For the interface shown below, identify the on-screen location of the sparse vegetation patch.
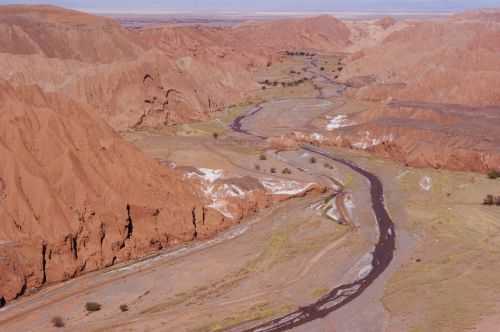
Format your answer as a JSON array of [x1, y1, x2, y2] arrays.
[[85, 302, 102, 312], [51, 316, 65, 328], [260, 78, 309, 88], [483, 194, 500, 206], [285, 50, 316, 57], [487, 170, 500, 180]]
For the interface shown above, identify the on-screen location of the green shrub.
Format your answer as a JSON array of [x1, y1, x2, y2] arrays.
[[52, 316, 65, 328], [85, 302, 102, 312], [483, 195, 500, 206], [484, 195, 494, 205], [487, 170, 500, 179]]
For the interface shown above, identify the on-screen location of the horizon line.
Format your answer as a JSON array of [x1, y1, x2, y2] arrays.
[[80, 9, 459, 15]]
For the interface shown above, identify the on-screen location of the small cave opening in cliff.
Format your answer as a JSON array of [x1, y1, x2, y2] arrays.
[[191, 208, 198, 240], [41, 242, 48, 284], [71, 235, 78, 260], [125, 204, 134, 240], [143, 74, 153, 84]]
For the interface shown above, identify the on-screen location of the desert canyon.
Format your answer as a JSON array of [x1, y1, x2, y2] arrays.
[[1, 4, 500, 332]]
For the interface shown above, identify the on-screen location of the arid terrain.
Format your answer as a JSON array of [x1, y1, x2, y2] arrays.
[[1, 4, 500, 332]]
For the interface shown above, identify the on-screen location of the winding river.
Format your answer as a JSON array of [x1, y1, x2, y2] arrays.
[[229, 82, 396, 332]]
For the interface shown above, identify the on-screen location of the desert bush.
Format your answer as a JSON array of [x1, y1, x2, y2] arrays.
[[310, 157, 317, 164], [488, 170, 500, 179], [212, 132, 219, 139], [484, 195, 495, 206], [259, 154, 267, 161], [255, 164, 261, 171], [52, 316, 65, 328], [120, 304, 129, 312], [495, 196, 500, 206], [320, 67, 325, 71], [324, 163, 334, 170], [270, 168, 277, 174], [85, 302, 102, 312], [261, 86, 267, 90], [282, 168, 292, 175]]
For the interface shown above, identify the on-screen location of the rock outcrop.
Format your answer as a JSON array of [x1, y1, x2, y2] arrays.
[[0, 80, 325, 303], [342, 17, 500, 106], [326, 15, 500, 173], [0, 5, 343, 303], [292, 101, 500, 173], [0, 6, 351, 131], [0, 81, 204, 301], [375, 17, 397, 30]]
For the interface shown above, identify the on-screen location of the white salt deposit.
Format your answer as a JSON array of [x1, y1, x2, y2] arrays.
[[311, 133, 325, 142], [208, 200, 234, 219], [327, 114, 353, 131], [185, 168, 246, 220], [352, 131, 394, 150], [420, 176, 432, 191], [261, 178, 315, 195]]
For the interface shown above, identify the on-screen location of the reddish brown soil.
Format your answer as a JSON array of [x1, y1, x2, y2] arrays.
[[342, 17, 500, 106], [375, 17, 397, 30], [0, 80, 205, 302], [2, 3, 500, 316], [0, 5, 337, 304], [0, 6, 350, 131], [317, 101, 500, 173]]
